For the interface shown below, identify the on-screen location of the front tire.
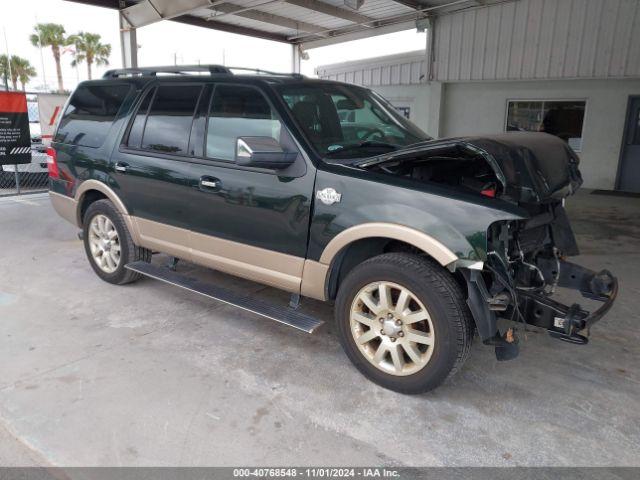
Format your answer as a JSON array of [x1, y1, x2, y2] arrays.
[[335, 252, 473, 394], [82, 199, 151, 285]]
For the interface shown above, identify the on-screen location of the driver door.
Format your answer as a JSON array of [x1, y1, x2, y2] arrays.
[[185, 83, 315, 292]]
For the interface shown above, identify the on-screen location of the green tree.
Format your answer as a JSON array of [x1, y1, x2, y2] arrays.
[[0, 54, 8, 90], [11, 57, 37, 91], [30, 23, 68, 93], [69, 32, 111, 80]]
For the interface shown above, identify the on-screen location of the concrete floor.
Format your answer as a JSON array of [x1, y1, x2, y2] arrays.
[[0, 191, 638, 467]]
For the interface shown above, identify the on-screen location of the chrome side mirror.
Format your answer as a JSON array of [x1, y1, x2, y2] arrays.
[[235, 137, 297, 169]]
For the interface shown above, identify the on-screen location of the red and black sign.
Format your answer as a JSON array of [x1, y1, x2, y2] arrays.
[[0, 92, 32, 166]]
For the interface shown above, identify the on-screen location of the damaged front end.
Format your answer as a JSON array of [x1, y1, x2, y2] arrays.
[[470, 206, 618, 360], [358, 132, 618, 360], [456, 134, 618, 360]]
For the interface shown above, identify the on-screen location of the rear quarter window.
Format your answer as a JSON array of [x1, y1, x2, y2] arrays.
[[55, 84, 131, 148]]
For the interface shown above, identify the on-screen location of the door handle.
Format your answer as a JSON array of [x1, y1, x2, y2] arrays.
[[199, 176, 221, 190], [114, 162, 129, 173]]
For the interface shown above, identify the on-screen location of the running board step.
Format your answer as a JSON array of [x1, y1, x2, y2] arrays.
[[125, 261, 324, 333]]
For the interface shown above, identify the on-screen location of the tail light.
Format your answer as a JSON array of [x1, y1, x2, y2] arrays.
[[46, 147, 59, 179]]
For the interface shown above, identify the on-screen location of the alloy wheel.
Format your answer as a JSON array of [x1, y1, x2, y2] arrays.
[[88, 214, 121, 274], [350, 281, 435, 376]]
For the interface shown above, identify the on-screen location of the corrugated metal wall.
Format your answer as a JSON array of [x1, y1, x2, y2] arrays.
[[435, 0, 640, 81], [315, 51, 427, 85]]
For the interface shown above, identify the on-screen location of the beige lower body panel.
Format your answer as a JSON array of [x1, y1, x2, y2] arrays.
[[300, 260, 329, 301], [49, 192, 79, 227], [191, 230, 303, 293], [133, 217, 191, 260], [134, 217, 306, 295]]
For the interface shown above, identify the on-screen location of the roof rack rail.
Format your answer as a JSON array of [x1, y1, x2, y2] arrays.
[[103, 65, 232, 78], [226, 66, 305, 80], [103, 64, 305, 80]]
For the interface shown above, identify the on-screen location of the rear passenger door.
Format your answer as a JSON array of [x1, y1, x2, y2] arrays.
[[185, 83, 315, 289], [113, 82, 206, 234]]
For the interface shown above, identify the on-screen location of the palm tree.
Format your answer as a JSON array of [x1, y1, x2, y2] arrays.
[[0, 54, 8, 90], [69, 32, 111, 80], [12, 57, 37, 91], [30, 23, 68, 93], [8, 56, 21, 91]]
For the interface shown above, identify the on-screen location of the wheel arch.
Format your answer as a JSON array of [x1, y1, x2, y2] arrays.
[[75, 180, 130, 226], [74, 180, 141, 244], [319, 223, 458, 267], [302, 223, 459, 301]]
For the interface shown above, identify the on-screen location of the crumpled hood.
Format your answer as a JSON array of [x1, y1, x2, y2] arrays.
[[357, 132, 583, 204], [459, 132, 583, 203]]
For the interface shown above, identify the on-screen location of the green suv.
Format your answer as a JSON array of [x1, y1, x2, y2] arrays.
[[48, 65, 617, 393]]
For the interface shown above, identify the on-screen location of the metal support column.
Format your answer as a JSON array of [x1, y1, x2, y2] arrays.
[[291, 44, 301, 74], [419, 16, 443, 138], [119, 9, 138, 69]]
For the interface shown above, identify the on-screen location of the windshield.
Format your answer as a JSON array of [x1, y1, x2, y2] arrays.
[[276, 83, 430, 160]]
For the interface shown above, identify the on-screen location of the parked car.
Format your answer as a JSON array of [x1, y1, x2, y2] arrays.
[[48, 65, 617, 393]]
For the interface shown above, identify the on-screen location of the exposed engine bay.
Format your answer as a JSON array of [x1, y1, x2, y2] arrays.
[[357, 133, 618, 360], [366, 144, 501, 198]]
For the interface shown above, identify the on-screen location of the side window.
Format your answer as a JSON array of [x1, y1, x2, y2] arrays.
[[206, 85, 281, 161], [126, 87, 154, 149], [55, 84, 130, 147], [141, 84, 202, 155]]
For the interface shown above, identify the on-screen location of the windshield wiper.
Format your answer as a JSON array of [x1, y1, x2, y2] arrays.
[[325, 141, 400, 156]]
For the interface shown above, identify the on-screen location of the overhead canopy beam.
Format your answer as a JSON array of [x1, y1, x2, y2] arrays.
[[295, 0, 473, 44], [211, 2, 330, 35], [121, 0, 376, 31], [121, 0, 213, 28], [65, 0, 290, 41], [171, 10, 291, 42], [282, 0, 375, 24], [388, 0, 422, 9], [300, 19, 416, 49]]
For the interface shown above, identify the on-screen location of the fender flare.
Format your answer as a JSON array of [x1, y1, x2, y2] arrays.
[[74, 180, 130, 226], [74, 180, 141, 243], [300, 223, 460, 301], [319, 222, 458, 267]]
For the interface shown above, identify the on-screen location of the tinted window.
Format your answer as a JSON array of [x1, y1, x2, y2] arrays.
[[141, 85, 202, 155], [127, 87, 154, 149], [55, 84, 130, 147], [206, 85, 281, 161]]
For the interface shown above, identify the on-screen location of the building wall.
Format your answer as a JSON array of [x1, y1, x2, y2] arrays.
[[315, 50, 427, 86], [440, 79, 640, 189], [435, 0, 640, 82], [374, 84, 436, 136]]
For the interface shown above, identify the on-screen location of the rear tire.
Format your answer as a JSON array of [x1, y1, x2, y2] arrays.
[[335, 252, 473, 394], [82, 199, 151, 285]]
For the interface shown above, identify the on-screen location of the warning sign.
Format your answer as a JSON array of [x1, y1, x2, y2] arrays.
[[0, 92, 32, 166]]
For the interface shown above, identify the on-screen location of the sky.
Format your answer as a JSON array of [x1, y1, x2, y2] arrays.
[[2, 0, 426, 91]]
